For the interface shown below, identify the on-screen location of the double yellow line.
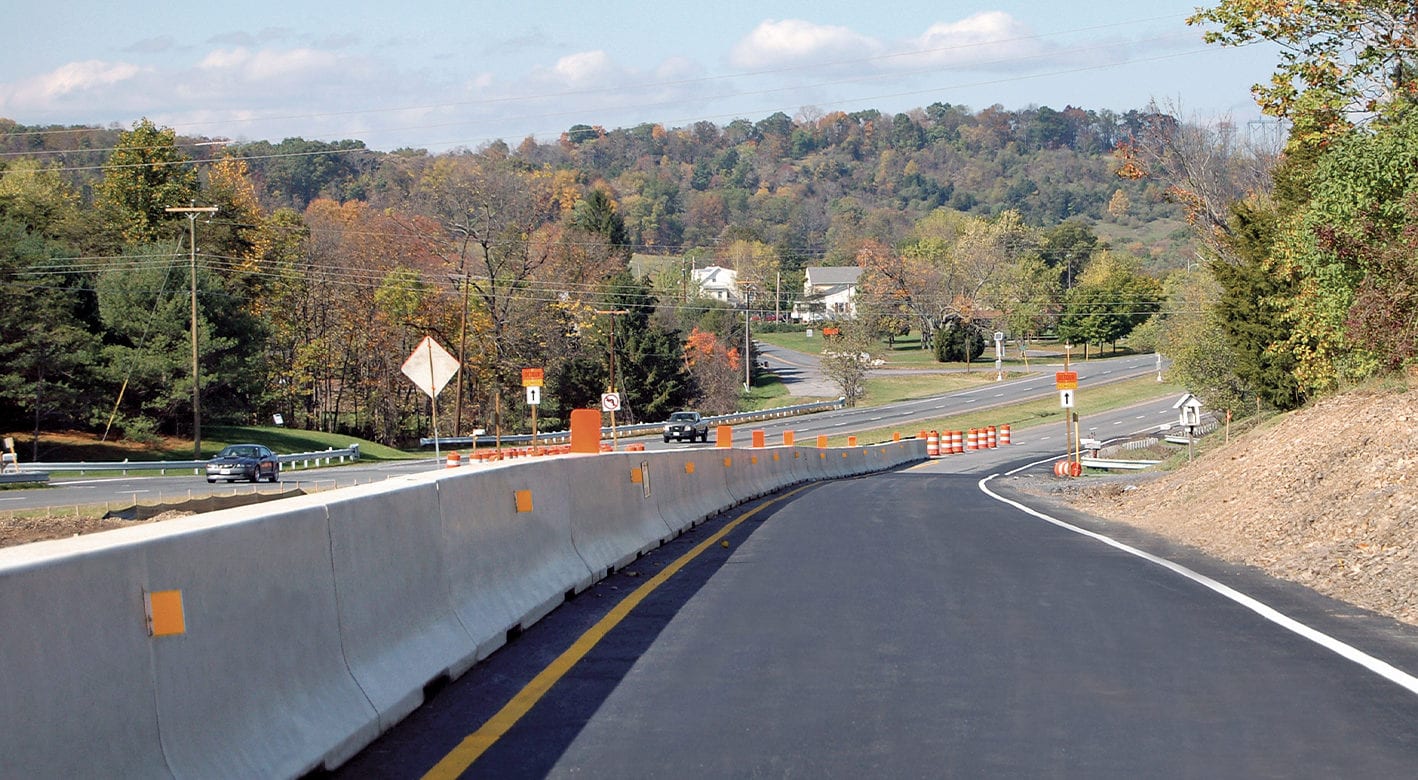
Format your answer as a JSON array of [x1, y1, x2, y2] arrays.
[[424, 483, 815, 778]]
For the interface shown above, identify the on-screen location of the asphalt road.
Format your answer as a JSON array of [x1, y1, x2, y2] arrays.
[[333, 401, 1418, 778]]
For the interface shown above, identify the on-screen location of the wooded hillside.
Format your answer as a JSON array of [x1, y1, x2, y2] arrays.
[[0, 103, 1210, 450]]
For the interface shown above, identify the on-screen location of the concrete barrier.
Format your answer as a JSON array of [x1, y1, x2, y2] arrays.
[[787, 445, 821, 482], [739, 449, 778, 497], [438, 459, 594, 661], [0, 534, 169, 779], [323, 477, 476, 731], [653, 450, 734, 533], [0, 440, 929, 778], [142, 500, 379, 778], [720, 450, 761, 503], [566, 452, 675, 577]]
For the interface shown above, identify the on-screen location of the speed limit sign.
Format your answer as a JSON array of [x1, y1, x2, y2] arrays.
[[601, 392, 622, 412]]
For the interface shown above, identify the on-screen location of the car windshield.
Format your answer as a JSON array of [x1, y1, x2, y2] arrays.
[[219, 446, 258, 458], [669, 413, 697, 422]]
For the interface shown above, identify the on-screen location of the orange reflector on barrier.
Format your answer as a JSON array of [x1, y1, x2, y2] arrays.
[[145, 590, 186, 637]]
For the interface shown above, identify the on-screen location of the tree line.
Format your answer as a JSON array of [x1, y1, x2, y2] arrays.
[[1135, 0, 1418, 415], [2, 98, 1201, 451]]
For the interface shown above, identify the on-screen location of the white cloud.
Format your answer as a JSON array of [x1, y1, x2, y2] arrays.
[[551, 50, 618, 87], [0, 60, 145, 111], [730, 19, 881, 70], [904, 11, 1047, 69], [197, 47, 343, 82], [36, 60, 142, 98]]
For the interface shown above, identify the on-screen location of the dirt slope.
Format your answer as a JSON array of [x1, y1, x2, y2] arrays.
[[1058, 386, 1418, 626]]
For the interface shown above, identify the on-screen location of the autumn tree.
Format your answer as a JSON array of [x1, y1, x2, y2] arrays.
[[818, 321, 878, 406], [94, 119, 199, 246], [411, 154, 567, 433], [1189, 0, 1418, 135], [1056, 252, 1164, 358], [683, 326, 742, 414], [721, 238, 781, 312]]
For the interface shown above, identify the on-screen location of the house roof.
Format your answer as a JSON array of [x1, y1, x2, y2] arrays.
[[692, 265, 737, 287], [805, 266, 862, 287]]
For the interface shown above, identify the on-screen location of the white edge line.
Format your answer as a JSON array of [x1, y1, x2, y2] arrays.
[[979, 460, 1418, 697]]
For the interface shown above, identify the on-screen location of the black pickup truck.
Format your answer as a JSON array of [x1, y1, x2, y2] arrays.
[[663, 411, 710, 443]]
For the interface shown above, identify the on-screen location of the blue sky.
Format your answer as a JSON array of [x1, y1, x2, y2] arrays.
[[1, 1, 1282, 151]]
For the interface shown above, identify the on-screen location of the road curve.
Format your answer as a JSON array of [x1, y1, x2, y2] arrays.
[[335, 412, 1418, 778]]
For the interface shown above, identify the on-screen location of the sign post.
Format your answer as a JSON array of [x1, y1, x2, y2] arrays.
[[601, 392, 622, 449], [522, 368, 544, 445], [993, 331, 1005, 381], [1057, 344, 1078, 464], [401, 336, 460, 463]]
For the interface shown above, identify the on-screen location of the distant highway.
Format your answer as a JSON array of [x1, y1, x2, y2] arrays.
[[2, 354, 1160, 514]]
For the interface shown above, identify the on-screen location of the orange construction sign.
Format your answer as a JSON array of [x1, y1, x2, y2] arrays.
[[521, 367, 544, 387], [1055, 371, 1078, 390]]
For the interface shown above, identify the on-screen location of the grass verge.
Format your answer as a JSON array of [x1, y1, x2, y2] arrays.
[[824, 376, 1187, 446]]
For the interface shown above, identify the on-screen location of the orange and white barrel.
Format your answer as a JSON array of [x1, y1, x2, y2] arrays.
[[966, 429, 978, 451], [927, 430, 940, 457], [950, 430, 963, 454], [1000, 424, 1012, 445], [445, 451, 461, 468], [986, 425, 998, 448]]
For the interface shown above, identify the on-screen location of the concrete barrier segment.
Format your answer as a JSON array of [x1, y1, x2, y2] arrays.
[[323, 477, 477, 730], [438, 459, 593, 662], [139, 499, 380, 778], [653, 450, 734, 533], [0, 535, 171, 779], [565, 452, 675, 577]]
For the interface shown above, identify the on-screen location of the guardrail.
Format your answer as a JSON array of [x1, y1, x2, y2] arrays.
[[420, 398, 848, 448], [17, 445, 362, 476], [1079, 456, 1161, 471]]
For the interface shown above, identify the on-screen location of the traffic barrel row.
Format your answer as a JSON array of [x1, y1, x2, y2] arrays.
[[923, 424, 1013, 457]]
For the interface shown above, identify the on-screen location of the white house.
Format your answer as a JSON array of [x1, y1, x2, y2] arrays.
[[691, 265, 740, 305], [793, 266, 863, 321]]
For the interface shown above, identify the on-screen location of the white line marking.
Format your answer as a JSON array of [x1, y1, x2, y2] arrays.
[[978, 466, 1418, 697]]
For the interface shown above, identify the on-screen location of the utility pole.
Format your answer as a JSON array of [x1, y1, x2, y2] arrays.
[[596, 309, 628, 448], [166, 205, 218, 459], [743, 292, 752, 391]]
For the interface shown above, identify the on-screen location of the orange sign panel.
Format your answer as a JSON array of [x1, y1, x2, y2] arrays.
[[521, 367, 544, 387], [1055, 371, 1078, 390]]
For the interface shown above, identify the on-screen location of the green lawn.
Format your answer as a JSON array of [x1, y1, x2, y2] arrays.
[[205, 426, 420, 460], [823, 376, 1186, 446], [861, 372, 1020, 404]]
